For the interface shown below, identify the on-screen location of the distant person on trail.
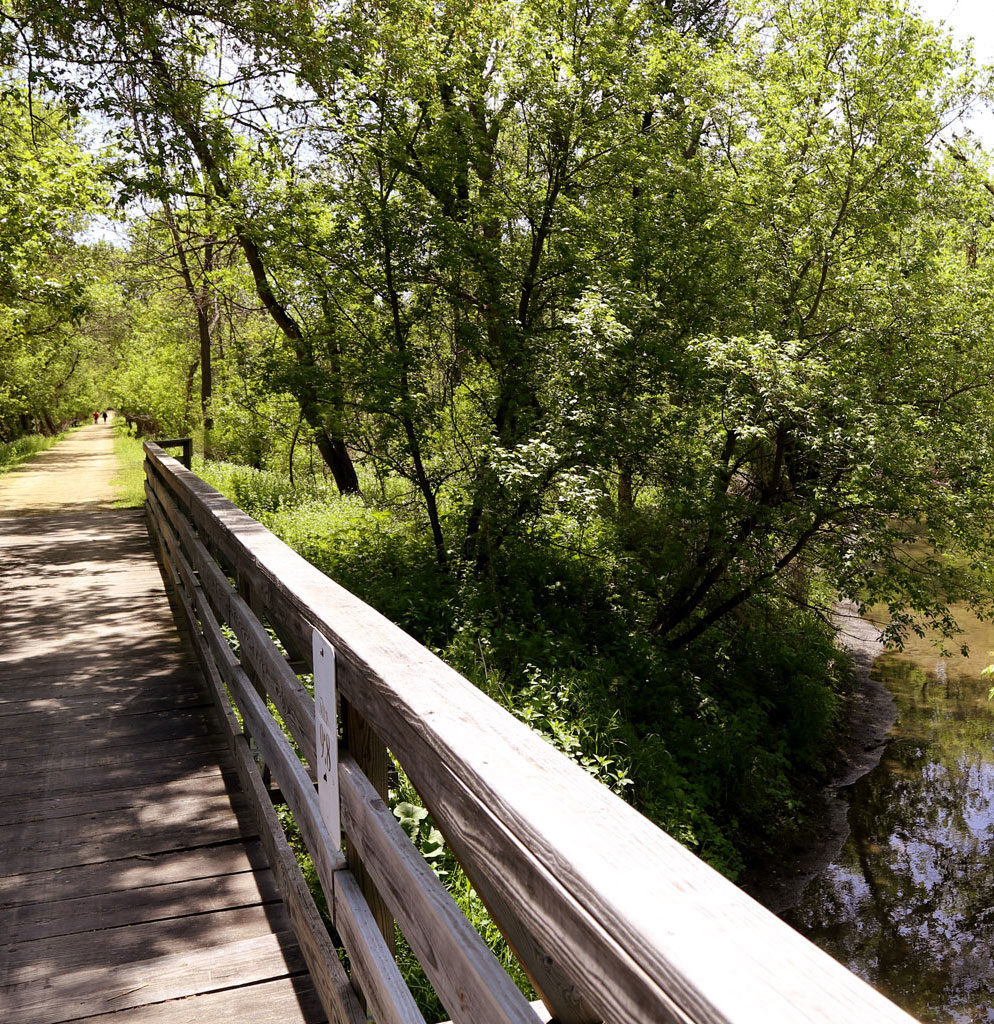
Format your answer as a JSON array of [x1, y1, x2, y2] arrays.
[[92, 412, 99, 425], [101, 410, 107, 422]]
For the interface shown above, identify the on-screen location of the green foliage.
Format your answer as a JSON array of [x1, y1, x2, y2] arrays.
[[0, 432, 62, 475], [15, 0, 994, 646], [110, 424, 147, 507], [388, 763, 536, 1017], [0, 85, 108, 438], [274, 802, 329, 921], [205, 460, 849, 877], [12, 0, 994, 987], [195, 460, 332, 516]]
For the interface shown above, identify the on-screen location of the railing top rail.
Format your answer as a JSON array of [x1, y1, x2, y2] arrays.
[[151, 436, 193, 470], [143, 441, 918, 1024]]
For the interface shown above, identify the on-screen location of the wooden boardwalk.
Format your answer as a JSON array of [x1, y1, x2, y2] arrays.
[[0, 425, 325, 1024], [0, 428, 925, 1024]]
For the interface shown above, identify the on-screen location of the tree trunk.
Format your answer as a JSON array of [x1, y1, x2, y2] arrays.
[[160, 200, 214, 445], [148, 76, 359, 492], [618, 462, 634, 510], [198, 234, 215, 451], [379, 215, 448, 566]]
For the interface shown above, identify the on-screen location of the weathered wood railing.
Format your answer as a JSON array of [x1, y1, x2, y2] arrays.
[[153, 436, 193, 469], [143, 441, 918, 1024]]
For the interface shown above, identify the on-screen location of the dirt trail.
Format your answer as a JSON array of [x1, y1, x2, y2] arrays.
[[0, 421, 324, 1023], [0, 419, 118, 515]]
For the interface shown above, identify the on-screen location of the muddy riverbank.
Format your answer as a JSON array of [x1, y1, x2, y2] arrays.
[[743, 600, 896, 913]]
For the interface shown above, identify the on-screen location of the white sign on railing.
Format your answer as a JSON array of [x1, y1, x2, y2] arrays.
[[313, 628, 340, 849]]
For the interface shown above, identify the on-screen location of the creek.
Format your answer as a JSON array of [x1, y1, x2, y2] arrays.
[[784, 606, 994, 1023]]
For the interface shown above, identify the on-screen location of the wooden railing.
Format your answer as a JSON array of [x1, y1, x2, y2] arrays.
[[153, 437, 193, 469], [143, 441, 919, 1024]]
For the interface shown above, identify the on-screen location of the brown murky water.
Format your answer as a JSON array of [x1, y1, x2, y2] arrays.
[[785, 607, 994, 1022]]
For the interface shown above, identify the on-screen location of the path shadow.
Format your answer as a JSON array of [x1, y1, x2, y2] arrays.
[[0, 498, 322, 1022]]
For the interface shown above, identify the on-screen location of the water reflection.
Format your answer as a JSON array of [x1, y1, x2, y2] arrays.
[[785, 612, 994, 1022]]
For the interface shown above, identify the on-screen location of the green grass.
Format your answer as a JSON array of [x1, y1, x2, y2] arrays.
[[111, 425, 148, 507], [0, 432, 66, 476]]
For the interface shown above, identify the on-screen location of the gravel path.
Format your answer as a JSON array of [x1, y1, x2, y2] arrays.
[[0, 419, 117, 515]]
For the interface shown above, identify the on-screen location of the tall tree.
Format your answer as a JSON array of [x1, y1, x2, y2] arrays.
[[0, 82, 105, 436]]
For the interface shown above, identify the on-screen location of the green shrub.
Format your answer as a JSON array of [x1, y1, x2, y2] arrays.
[[0, 433, 62, 474], [201, 458, 850, 882], [197, 460, 335, 516]]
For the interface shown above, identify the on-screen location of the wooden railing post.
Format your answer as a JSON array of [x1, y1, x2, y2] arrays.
[[342, 688, 395, 956], [236, 571, 273, 787], [143, 453, 172, 575], [155, 436, 193, 469]]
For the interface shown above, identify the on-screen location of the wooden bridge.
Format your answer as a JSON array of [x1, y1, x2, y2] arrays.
[[0, 427, 920, 1023]]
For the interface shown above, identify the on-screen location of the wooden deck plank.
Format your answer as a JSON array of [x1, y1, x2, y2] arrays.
[[0, 427, 321, 1024], [0, 785, 252, 843], [0, 706, 220, 755], [0, 841, 270, 908], [0, 663, 202, 693], [1, 754, 231, 801], [1, 867, 280, 944], [0, 733, 230, 780], [0, 902, 294, 979], [0, 617, 192, 668], [1, 930, 310, 1024], [0, 687, 208, 718], [0, 768, 241, 826], [0, 796, 258, 875], [70, 975, 328, 1024]]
